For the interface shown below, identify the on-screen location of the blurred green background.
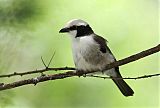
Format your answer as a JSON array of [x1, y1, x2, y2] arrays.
[[0, 0, 159, 108]]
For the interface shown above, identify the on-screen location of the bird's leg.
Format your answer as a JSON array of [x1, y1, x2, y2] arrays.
[[76, 69, 86, 77], [101, 70, 104, 74], [76, 69, 82, 77], [99, 68, 104, 74], [83, 73, 87, 77]]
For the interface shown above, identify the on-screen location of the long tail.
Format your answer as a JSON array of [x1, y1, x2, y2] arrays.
[[112, 68, 134, 96]]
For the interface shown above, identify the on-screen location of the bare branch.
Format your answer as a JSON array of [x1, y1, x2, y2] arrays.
[[86, 73, 160, 80], [101, 44, 160, 73], [0, 44, 159, 91], [0, 72, 160, 91], [0, 67, 75, 78]]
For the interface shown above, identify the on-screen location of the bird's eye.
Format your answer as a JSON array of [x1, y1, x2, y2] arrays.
[[69, 26, 77, 30]]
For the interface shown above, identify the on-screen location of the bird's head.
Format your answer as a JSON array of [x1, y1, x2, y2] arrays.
[[59, 19, 94, 38]]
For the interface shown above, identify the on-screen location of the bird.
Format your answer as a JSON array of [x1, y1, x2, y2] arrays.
[[59, 19, 134, 96]]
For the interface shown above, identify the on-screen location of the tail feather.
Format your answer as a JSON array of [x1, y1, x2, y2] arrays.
[[110, 67, 134, 96], [112, 76, 134, 96]]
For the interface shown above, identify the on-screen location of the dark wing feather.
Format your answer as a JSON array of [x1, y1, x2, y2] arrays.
[[93, 35, 121, 74], [94, 35, 134, 96], [93, 34, 112, 54]]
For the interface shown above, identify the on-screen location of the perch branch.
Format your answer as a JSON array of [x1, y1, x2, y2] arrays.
[[0, 67, 75, 78], [0, 44, 159, 91], [87, 73, 160, 79]]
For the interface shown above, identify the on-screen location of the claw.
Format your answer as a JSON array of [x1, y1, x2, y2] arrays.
[[32, 78, 39, 86], [83, 74, 87, 77]]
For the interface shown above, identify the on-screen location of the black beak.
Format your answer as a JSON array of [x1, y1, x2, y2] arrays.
[[59, 27, 69, 33]]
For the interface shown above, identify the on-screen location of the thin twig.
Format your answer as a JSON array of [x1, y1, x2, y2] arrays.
[[86, 73, 160, 80], [0, 67, 75, 78], [47, 51, 56, 67], [41, 56, 47, 68]]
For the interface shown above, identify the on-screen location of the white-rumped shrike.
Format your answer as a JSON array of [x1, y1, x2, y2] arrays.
[[59, 19, 134, 96]]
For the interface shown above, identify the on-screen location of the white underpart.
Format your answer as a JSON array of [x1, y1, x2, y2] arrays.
[[68, 30, 77, 38], [71, 35, 117, 77]]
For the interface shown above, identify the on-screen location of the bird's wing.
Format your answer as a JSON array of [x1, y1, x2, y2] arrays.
[[93, 34, 121, 74], [93, 34, 112, 54]]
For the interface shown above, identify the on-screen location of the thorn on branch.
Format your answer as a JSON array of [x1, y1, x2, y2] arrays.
[[65, 66, 69, 69], [47, 51, 56, 67], [41, 72, 46, 76], [41, 56, 47, 68]]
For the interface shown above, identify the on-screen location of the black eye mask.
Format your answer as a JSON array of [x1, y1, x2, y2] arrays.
[[75, 25, 94, 37], [69, 25, 77, 30]]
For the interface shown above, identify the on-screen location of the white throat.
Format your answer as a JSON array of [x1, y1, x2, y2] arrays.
[[68, 30, 77, 39]]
